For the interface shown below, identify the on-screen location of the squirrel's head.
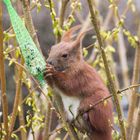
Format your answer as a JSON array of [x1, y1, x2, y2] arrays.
[[46, 25, 85, 72]]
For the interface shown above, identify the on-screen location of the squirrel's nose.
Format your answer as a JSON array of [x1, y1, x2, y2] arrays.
[[46, 59, 53, 65]]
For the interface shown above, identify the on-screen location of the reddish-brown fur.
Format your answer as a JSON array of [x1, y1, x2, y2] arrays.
[[44, 26, 113, 140]]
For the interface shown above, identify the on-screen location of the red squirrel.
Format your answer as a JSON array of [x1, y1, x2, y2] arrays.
[[44, 26, 113, 140]]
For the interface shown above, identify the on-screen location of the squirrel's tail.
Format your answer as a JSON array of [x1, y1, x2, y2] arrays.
[[89, 131, 112, 140]]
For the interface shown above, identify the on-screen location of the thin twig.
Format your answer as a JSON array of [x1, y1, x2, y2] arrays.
[[12, 124, 28, 134], [54, 94, 79, 140], [131, 102, 140, 140], [0, 3, 9, 140], [18, 94, 27, 140], [127, 30, 140, 140], [49, 124, 63, 140], [87, 0, 126, 140], [4, 3, 37, 34], [115, 24, 130, 87], [88, 4, 114, 63], [76, 83, 140, 118], [22, 0, 42, 52], [6, 56, 50, 102], [8, 58, 24, 138], [49, 125, 63, 137], [113, 0, 130, 88], [0, 121, 3, 139], [59, 0, 69, 28], [31, 115, 35, 140], [57, 0, 70, 42], [43, 102, 52, 140], [48, 0, 58, 42], [63, 132, 69, 140]]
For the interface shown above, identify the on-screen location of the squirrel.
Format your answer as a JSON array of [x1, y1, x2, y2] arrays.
[[44, 26, 113, 140]]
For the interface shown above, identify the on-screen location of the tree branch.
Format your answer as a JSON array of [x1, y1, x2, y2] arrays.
[[77, 83, 140, 118], [57, 0, 70, 42], [0, 2, 9, 140], [131, 102, 140, 140], [21, 0, 41, 52], [43, 102, 52, 140], [127, 28, 140, 140], [87, 0, 126, 140], [18, 94, 27, 140], [54, 94, 79, 140], [8, 58, 24, 138]]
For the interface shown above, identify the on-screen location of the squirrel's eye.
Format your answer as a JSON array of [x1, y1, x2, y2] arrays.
[[62, 54, 68, 58]]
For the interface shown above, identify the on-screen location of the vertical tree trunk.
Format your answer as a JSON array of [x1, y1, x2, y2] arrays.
[[0, 2, 9, 140]]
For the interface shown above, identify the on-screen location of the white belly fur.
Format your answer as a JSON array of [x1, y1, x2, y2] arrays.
[[54, 87, 81, 121]]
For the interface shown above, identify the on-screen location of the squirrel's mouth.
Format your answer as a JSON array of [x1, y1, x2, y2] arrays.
[[55, 66, 68, 72]]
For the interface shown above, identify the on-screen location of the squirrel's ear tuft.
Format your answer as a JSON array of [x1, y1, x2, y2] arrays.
[[61, 25, 81, 42], [72, 31, 86, 48]]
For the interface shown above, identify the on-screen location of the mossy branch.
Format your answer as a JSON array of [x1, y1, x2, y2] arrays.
[[87, 0, 126, 140], [0, 2, 9, 140]]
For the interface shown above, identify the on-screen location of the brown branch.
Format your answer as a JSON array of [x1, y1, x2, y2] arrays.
[[8, 58, 24, 138], [127, 20, 140, 139], [59, 0, 69, 28], [102, 9, 114, 30], [6, 56, 50, 102], [76, 84, 140, 118], [57, 0, 70, 42], [21, 0, 42, 52], [117, 28, 130, 87], [88, 6, 114, 63], [18, 94, 27, 140], [54, 94, 79, 140], [112, 0, 130, 88], [43, 102, 52, 140], [0, 2, 9, 140], [49, 124, 63, 140], [127, 42, 140, 140], [12, 124, 28, 134], [31, 115, 35, 140], [48, 0, 58, 42], [131, 102, 140, 140], [87, 0, 126, 140], [63, 132, 69, 140], [114, 10, 130, 87], [49, 125, 63, 137]]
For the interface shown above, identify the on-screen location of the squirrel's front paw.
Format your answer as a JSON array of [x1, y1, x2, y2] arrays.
[[43, 63, 56, 78]]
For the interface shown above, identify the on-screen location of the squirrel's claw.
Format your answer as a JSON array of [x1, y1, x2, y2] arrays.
[[43, 63, 56, 78], [44, 73, 53, 78]]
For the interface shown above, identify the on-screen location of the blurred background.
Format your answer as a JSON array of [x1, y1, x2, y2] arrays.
[[1, 0, 140, 139]]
